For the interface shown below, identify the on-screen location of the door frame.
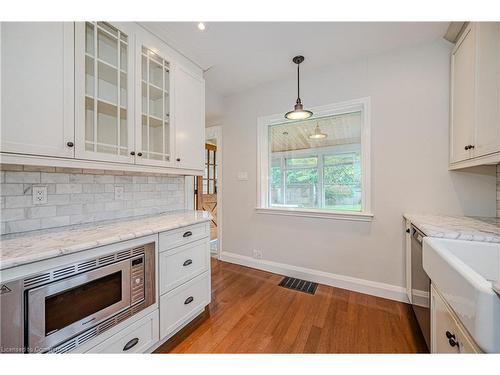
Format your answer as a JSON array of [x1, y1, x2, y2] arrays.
[[185, 125, 223, 258], [205, 126, 223, 259]]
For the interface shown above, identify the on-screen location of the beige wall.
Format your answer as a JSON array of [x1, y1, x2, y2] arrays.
[[217, 39, 497, 293]]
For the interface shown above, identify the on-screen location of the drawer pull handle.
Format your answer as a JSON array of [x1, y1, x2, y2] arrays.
[[184, 296, 194, 305], [183, 259, 193, 267], [123, 337, 139, 351], [183, 231, 193, 238]]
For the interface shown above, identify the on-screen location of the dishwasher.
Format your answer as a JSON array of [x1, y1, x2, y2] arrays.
[[410, 225, 430, 350]]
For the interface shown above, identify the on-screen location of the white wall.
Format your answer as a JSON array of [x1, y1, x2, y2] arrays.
[[205, 85, 225, 127], [218, 39, 497, 296]]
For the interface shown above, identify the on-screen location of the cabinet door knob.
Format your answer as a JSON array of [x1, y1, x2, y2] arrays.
[[137, 152, 143, 157], [406, 228, 410, 234], [469, 145, 475, 149], [183, 231, 193, 238], [445, 331, 455, 340], [184, 296, 194, 305], [66, 141, 74, 147], [176, 158, 181, 162], [130, 151, 135, 156], [183, 259, 193, 267]]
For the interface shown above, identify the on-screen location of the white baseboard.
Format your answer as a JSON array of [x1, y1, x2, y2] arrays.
[[220, 251, 409, 303]]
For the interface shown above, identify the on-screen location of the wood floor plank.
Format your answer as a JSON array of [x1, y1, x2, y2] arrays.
[[154, 258, 428, 354]]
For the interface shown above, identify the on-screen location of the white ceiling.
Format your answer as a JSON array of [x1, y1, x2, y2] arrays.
[[141, 22, 448, 97]]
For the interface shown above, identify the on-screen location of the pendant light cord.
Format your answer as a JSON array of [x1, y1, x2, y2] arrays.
[[296, 63, 301, 105]]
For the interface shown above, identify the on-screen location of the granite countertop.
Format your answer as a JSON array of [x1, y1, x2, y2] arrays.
[[0, 210, 212, 271], [404, 214, 500, 243]]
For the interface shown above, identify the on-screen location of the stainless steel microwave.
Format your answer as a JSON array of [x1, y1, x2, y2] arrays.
[[1, 242, 155, 353]]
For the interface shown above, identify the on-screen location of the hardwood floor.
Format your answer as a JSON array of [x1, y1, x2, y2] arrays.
[[155, 258, 428, 354]]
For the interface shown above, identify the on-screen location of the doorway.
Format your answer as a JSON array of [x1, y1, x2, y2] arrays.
[[194, 126, 222, 258]]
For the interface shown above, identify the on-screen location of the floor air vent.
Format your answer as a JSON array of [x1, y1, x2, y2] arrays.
[[279, 277, 318, 295]]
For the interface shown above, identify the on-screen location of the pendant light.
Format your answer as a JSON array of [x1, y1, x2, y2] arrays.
[[285, 56, 313, 120], [308, 124, 327, 140]]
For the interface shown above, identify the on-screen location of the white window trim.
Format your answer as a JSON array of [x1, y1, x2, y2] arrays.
[[256, 97, 372, 221]]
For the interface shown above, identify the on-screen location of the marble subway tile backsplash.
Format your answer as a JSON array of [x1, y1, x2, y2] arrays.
[[0, 165, 185, 235]]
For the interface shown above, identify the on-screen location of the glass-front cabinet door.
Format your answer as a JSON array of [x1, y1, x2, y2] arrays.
[[135, 35, 174, 166], [74, 22, 135, 163]]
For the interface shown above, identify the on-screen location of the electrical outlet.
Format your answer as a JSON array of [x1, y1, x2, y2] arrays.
[[253, 249, 263, 259], [114, 186, 124, 200], [32, 186, 48, 205]]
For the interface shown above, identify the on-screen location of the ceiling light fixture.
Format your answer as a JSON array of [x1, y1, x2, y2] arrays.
[[197, 22, 206, 31], [285, 55, 313, 120], [308, 124, 327, 140]]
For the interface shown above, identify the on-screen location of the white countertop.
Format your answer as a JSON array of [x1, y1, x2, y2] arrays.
[[404, 214, 500, 243], [0, 210, 212, 271]]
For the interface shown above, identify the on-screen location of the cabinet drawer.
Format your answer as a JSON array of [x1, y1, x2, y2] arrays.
[[87, 310, 159, 353], [160, 271, 210, 339], [159, 223, 209, 252], [431, 286, 480, 353], [160, 239, 210, 294]]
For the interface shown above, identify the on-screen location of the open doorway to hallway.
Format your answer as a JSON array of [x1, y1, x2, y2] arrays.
[[194, 126, 222, 258]]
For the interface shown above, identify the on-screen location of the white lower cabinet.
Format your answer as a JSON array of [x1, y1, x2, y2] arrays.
[[159, 222, 209, 251], [159, 239, 210, 294], [80, 224, 210, 353], [160, 271, 210, 340], [431, 285, 481, 353], [87, 310, 159, 353]]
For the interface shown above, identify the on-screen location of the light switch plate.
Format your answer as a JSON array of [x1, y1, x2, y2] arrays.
[[237, 171, 248, 181], [32, 186, 48, 205]]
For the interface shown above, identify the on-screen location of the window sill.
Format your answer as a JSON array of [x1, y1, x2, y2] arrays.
[[255, 207, 374, 222]]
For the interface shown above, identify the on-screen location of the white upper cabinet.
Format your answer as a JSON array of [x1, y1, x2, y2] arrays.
[[450, 25, 475, 163], [1, 22, 75, 158], [1, 22, 205, 174], [474, 23, 500, 158], [450, 22, 500, 168], [174, 66, 205, 171], [74, 22, 135, 164], [135, 30, 174, 167]]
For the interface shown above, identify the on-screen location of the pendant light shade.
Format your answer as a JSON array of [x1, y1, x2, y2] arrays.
[[308, 124, 327, 140], [285, 56, 313, 120]]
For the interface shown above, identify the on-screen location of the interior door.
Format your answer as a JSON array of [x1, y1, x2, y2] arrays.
[[195, 143, 217, 240]]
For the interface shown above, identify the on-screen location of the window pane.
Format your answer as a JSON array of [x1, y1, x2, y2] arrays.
[[285, 156, 317, 168], [285, 169, 318, 208], [267, 109, 363, 212], [324, 152, 361, 211]]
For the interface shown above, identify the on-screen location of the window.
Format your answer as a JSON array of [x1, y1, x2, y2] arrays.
[[257, 98, 371, 220]]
